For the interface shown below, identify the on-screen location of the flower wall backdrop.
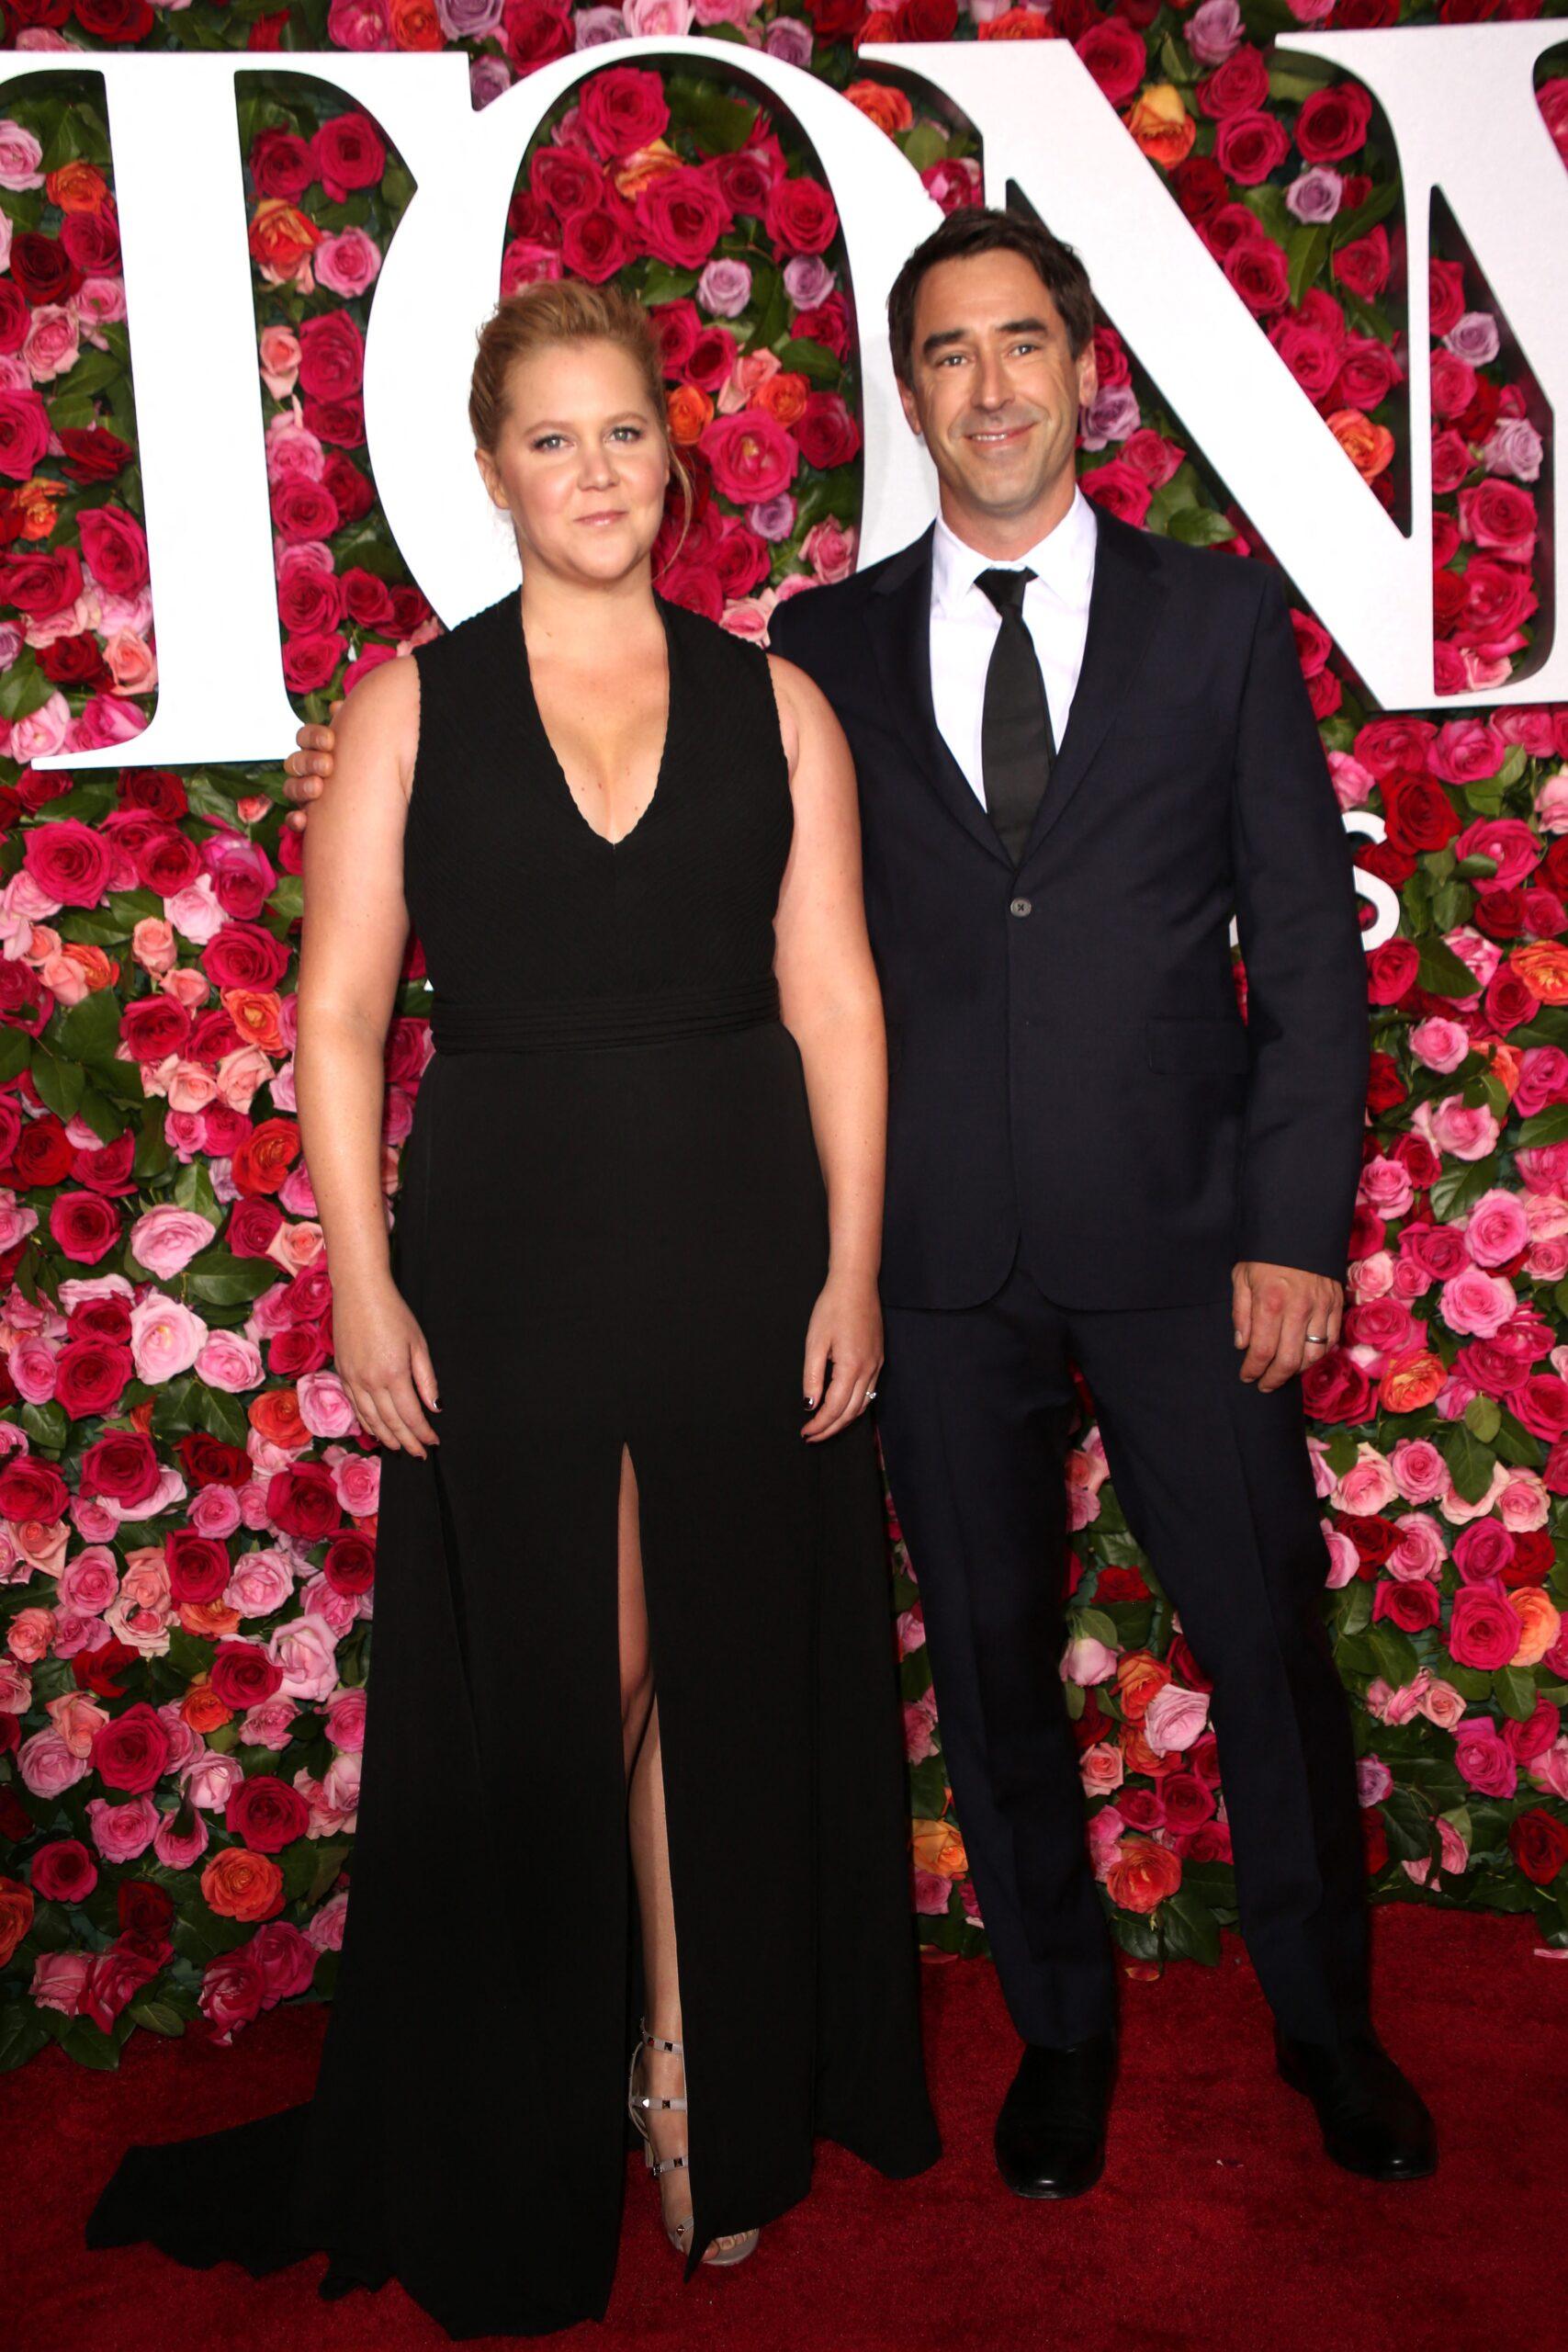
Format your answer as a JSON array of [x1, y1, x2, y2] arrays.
[[2, 3, 1567, 2070]]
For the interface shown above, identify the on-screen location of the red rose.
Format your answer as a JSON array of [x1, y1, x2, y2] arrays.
[[271, 478, 341, 543], [48, 1191, 121, 1266], [1372, 1580, 1440, 1634], [9, 231, 82, 306], [311, 112, 387, 204], [1076, 20, 1147, 107], [61, 209, 119, 277], [321, 451, 376, 526], [53, 1338, 133, 1420], [198, 1948, 268, 2035], [79, 1430, 161, 1508], [165, 1530, 232, 1607], [0, 545, 82, 613], [1449, 1585, 1521, 1671], [225, 1773, 311, 1854], [322, 1532, 377, 1596], [1081, 458, 1153, 527], [283, 631, 347, 695], [118, 1879, 175, 1939], [1504, 1528, 1554, 1589], [79, 507, 150, 598], [1160, 1772, 1216, 1834], [22, 819, 112, 908], [298, 311, 365, 401], [577, 65, 669, 161], [637, 166, 735, 271], [499, 0, 573, 69], [31, 1838, 98, 1902], [1197, 43, 1270, 120], [1175, 155, 1229, 221], [1213, 113, 1292, 186], [559, 207, 634, 286], [11, 1114, 72, 1187], [1428, 257, 1466, 337], [73, 0, 153, 37], [250, 129, 315, 199], [1382, 775, 1461, 856], [179, 1431, 252, 1490], [699, 409, 800, 503], [1501, 1696, 1561, 1762], [83, 1933, 166, 2034], [202, 923, 288, 992], [1333, 228, 1391, 300], [1507, 1809, 1568, 1886], [1301, 1350, 1375, 1423], [795, 391, 860, 471], [0, 1455, 68, 1522], [1295, 82, 1373, 164], [57, 425, 133, 483], [91, 1702, 173, 1795], [302, 396, 366, 449], [266, 1461, 344, 1543], [209, 1640, 285, 1711], [529, 143, 605, 219], [277, 562, 344, 638], [1364, 937, 1418, 1006], [1224, 239, 1291, 318]]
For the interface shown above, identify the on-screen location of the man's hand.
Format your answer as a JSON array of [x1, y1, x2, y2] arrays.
[[281, 697, 342, 828], [1232, 1260, 1343, 1392]]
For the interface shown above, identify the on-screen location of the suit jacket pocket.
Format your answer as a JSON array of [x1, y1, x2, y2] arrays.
[[1145, 1014, 1251, 1076]]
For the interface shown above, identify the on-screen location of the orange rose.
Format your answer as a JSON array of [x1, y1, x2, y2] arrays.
[[1122, 86, 1197, 169], [753, 371, 810, 429], [231, 1115, 300, 1196], [1485, 1042, 1522, 1098], [179, 1600, 243, 1643], [1326, 409, 1395, 481], [46, 162, 108, 213], [181, 1677, 235, 1734], [390, 0, 443, 43], [910, 1815, 968, 1880], [1509, 942, 1568, 1005], [1379, 1349, 1447, 1413], [979, 7, 1057, 33], [1105, 1835, 1182, 1915], [845, 82, 914, 135], [1510, 1588, 1562, 1668], [248, 198, 322, 285], [220, 989, 287, 1055], [611, 140, 682, 200], [58, 945, 119, 996], [0, 1876, 35, 1970], [250, 1385, 308, 1450], [201, 1847, 285, 1923], [665, 384, 713, 447], [14, 477, 67, 540], [1115, 1649, 1171, 1723]]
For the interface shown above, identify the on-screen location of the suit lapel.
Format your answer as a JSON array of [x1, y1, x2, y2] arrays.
[[1018, 507, 1167, 867], [865, 526, 1014, 870]]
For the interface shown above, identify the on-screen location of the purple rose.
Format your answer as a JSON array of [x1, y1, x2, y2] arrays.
[[1286, 167, 1343, 225]]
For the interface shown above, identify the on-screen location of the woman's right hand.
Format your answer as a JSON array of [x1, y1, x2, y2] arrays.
[[333, 1275, 442, 1457]]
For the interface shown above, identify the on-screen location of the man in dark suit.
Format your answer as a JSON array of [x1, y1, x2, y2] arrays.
[[284, 205, 1434, 2197], [763, 206, 1433, 2196]]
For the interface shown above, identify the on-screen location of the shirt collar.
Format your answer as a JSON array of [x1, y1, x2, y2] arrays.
[[931, 485, 1098, 619]]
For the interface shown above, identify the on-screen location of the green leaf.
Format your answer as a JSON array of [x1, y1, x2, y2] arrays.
[[1330, 176, 1401, 249], [184, 1250, 283, 1308], [1285, 223, 1329, 311], [1464, 1395, 1502, 1443], [30, 1049, 85, 1122], [0, 1025, 30, 1085], [775, 336, 841, 388], [1442, 1420, 1495, 1505], [1368, 1626, 1420, 1688], [1428, 1153, 1499, 1222], [52, 986, 122, 1068], [1107, 1906, 1159, 1961], [1379, 1784, 1433, 1863], [1157, 1883, 1222, 1965], [1415, 934, 1481, 999], [1071, 1607, 1121, 1651], [0, 2002, 51, 2074], [20, 1399, 69, 1451], [1167, 506, 1237, 548], [0, 650, 60, 722], [1494, 1666, 1539, 1723], [125, 1995, 186, 2038], [1516, 1103, 1568, 1149], [194, 1379, 249, 1451]]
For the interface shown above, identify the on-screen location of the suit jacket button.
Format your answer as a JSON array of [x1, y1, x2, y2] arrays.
[[1010, 896, 1032, 918]]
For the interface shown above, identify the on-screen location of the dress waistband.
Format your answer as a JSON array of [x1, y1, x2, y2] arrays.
[[429, 978, 782, 1055]]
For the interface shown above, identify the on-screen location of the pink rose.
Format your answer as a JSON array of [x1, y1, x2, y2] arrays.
[[30, 1950, 90, 2017], [128, 1205, 216, 1281], [1440, 1267, 1517, 1339], [129, 1293, 207, 1384], [1143, 1683, 1211, 1756], [17, 1728, 89, 1800], [1408, 1018, 1470, 1074], [1061, 1635, 1119, 1685], [84, 1792, 162, 1861], [1420, 1096, 1500, 1161], [1079, 1741, 1125, 1795], [1385, 1512, 1446, 1582], [266, 1612, 341, 1703], [1454, 1717, 1518, 1798], [1416, 1678, 1467, 1731], [1464, 1190, 1530, 1268], [1389, 1439, 1449, 1505]]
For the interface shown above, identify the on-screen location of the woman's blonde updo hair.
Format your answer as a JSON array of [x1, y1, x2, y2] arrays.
[[468, 278, 695, 570]]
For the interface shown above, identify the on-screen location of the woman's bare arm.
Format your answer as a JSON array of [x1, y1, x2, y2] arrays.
[[769, 650, 886, 1442], [294, 655, 438, 1456]]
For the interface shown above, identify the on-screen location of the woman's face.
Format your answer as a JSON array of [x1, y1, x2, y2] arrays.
[[475, 335, 671, 586]]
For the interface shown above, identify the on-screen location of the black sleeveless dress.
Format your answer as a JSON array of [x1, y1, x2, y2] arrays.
[[83, 584, 940, 2339]]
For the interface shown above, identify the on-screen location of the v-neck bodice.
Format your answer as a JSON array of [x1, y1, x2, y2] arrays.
[[403, 587, 795, 1054], [513, 586, 675, 852]]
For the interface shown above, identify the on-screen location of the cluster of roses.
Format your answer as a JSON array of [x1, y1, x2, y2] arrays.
[[0, 110, 149, 769]]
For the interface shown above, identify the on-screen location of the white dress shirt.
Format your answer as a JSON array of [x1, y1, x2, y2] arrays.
[[929, 486, 1099, 808]]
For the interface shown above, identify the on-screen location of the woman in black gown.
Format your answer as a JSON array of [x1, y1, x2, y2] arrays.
[[84, 284, 938, 2335]]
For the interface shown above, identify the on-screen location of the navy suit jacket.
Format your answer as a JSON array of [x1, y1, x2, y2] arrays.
[[766, 509, 1370, 1312]]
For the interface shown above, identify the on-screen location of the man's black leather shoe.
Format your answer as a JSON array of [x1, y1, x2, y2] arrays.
[[993, 2031, 1116, 2199], [1276, 2027, 1437, 2181]]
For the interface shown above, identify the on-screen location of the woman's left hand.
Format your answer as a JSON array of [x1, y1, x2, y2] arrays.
[[801, 1272, 883, 1442]]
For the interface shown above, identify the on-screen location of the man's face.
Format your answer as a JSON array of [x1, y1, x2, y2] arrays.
[[897, 248, 1097, 530]]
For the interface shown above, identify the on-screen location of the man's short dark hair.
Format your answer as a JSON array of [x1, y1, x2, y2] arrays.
[[886, 206, 1097, 386]]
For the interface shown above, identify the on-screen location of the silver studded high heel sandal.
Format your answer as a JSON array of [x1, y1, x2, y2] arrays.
[[626, 2019, 760, 2268]]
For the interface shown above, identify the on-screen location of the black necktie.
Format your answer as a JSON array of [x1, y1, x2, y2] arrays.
[[976, 567, 1055, 866]]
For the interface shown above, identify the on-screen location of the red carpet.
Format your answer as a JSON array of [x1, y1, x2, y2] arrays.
[[8, 1907, 1564, 2352]]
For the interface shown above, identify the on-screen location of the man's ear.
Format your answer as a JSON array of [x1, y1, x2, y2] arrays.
[[896, 375, 924, 441]]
